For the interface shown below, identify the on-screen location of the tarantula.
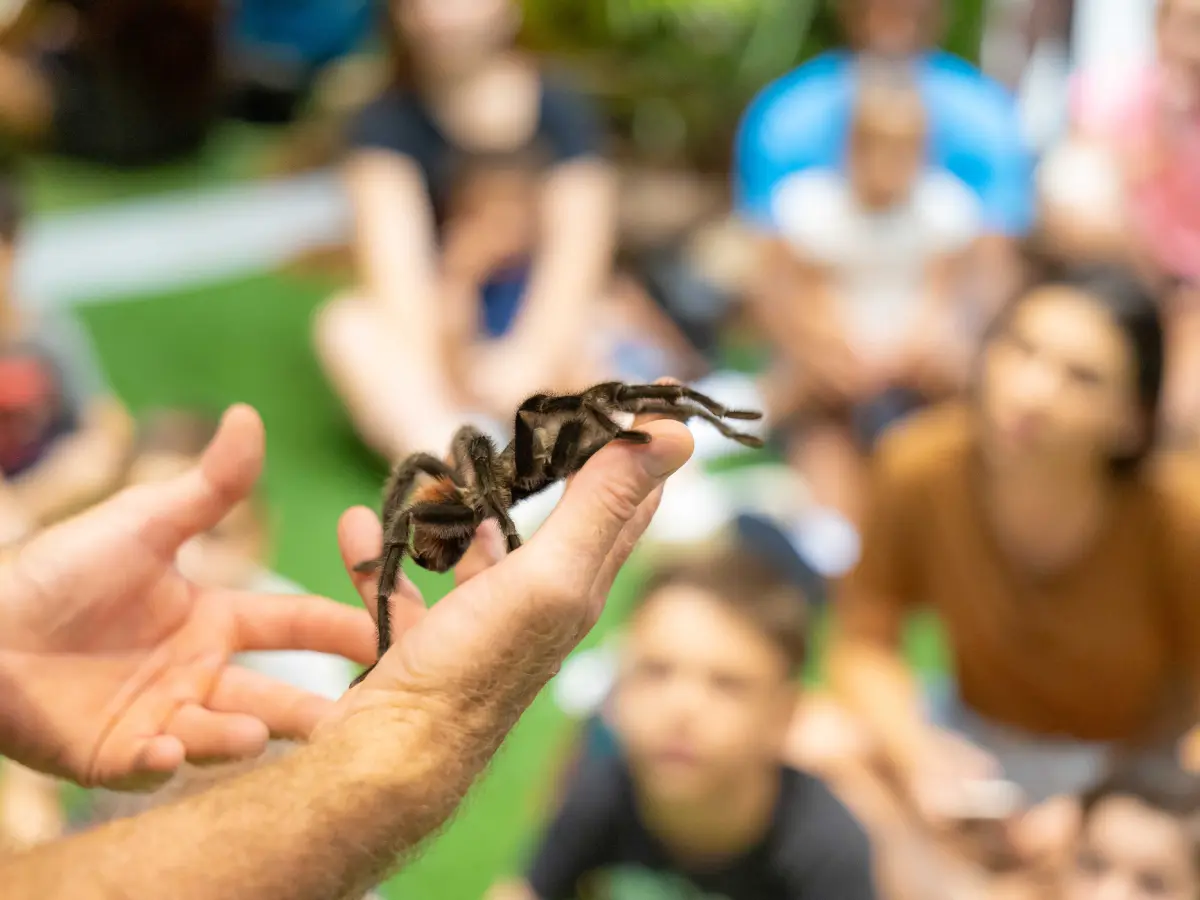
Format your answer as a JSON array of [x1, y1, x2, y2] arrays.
[[349, 380, 764, 687]]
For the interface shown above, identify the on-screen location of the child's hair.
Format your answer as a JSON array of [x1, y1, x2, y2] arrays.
[[635, 546, 808, 676], [1080, 758, 1200, 869], [134, 409, 221, 459]]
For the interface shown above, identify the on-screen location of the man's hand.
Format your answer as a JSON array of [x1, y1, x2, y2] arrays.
[[318, 414, 694, 754], [0, 405, 377, 790]]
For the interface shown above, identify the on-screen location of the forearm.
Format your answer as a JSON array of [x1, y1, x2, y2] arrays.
[[347, 154, 454, 388], [1, 592, 578, 898], [505, 163, 617, 370], [827, 639, 930, 776], [2, 698, 530, 900]]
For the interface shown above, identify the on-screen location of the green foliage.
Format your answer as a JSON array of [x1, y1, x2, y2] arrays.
[[520, 0, 987, 172]]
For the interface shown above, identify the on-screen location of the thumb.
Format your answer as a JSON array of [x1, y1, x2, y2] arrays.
[[137, 404, 265, 557], [533, 419, 692, 577]]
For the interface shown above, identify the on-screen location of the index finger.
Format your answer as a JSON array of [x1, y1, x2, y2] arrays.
[[336, 505, 425, 628], [223, 590, 377, 666]]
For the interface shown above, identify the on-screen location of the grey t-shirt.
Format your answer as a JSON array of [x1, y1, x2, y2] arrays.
[[20, 308, 110, 417]]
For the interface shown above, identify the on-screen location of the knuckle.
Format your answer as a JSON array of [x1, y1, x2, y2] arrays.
[[591, 477, 647, 526]]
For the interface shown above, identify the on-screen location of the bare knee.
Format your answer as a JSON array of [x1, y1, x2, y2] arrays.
[[312, 289, 371, 362]]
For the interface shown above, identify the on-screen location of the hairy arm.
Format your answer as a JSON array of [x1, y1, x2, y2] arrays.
[[0, 634, 567, 900]]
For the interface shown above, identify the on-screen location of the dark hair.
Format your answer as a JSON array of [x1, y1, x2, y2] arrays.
[[1080, 759, 1200, 869], [636, 548, 809, 676], [83, 0, 220, 120], [981, 261, 1165, 477]]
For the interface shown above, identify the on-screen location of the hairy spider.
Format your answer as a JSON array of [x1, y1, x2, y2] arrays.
[[348, 380, 764, 687]]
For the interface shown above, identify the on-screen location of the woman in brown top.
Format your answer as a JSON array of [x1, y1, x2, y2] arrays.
[[824, 262, 1200, 832]]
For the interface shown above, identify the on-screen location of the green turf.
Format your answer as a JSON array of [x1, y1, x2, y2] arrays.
[[73, 270, 947, 896]]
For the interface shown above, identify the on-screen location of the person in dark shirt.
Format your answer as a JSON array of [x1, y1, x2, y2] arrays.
[[313, 0, 618, 460], [488, 548, 877, 900]]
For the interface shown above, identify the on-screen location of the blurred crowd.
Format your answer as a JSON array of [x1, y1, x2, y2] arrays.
[[1, 0, 1200, 898]]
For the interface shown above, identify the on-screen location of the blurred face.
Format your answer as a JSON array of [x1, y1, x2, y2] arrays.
[[979, 287, 1141, 471], [128, 451, 265, 589], [1065, 797, 1197, 900], [849, 98, 925, 208], [391, 0, 516, 74], [1159, 0, 1200, 111], [612, 585, 794, 803], [844, 0, 940, 57]]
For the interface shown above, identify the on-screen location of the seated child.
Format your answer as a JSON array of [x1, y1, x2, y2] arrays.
[[755, 60, 981, 526], [1063, 760, 1200, 900], [0, 171, 133, 537], [440, 149, 704, 423], [488, 547, 877, 900]]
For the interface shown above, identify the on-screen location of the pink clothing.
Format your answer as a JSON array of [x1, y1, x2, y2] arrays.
[[1072, 65, 1200, 282]]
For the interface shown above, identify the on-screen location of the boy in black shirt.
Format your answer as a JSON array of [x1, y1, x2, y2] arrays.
[[490, 549, 878, 900]]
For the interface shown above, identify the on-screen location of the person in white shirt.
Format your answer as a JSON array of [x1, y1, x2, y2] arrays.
[[756, 61, 981, 529]]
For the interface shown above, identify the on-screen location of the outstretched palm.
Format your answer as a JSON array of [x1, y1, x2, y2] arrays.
[[0, 406, 376, 789]]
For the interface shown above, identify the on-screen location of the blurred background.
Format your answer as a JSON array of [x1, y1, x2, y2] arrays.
[[0, 0, 1188, 896]]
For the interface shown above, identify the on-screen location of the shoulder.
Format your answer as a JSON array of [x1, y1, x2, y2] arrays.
[[737, 52, 853, 159], [536, 68, 609, 159], [874, 404, 974, 491], [347, 88, 428, 154], [1147, 454, 1200, 540], [562, 747, 633, 808], [913, 171, 982, 241], [919, 52, 1023, 145], [773, 768, 876, 884]]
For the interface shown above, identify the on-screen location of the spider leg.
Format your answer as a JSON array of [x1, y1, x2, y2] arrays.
[[615, 383, 763, 421], [632, 400, 765, 448], [453, 425, 523, 553], [512, 393, 585, 481], [382, 454, 462, 521], [349, 510, 412, 688], [353, 453, 463, 575]]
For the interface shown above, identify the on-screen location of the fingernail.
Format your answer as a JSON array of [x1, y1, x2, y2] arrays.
[[641, 438, 686, 480]]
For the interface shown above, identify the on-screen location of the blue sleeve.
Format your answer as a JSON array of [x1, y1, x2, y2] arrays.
[[346, 91, 425, 158], [540, 75, 609, 162], [921, 57, 1035, 236], [733, 55, 854, 229], [974, 116, 1035, 236]]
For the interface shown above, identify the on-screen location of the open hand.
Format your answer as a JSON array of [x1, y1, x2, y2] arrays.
[[0, 405, 377, 790], [320, 409, 694, 740]]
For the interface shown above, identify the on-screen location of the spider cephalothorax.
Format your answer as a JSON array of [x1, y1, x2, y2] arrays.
[[349, 381, 764, 687]]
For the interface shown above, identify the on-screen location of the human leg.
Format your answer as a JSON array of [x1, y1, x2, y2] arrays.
[[312, 289, 465, 459]]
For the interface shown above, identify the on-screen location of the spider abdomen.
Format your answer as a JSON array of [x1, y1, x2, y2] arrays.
[[410, 478, 460, 506]]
